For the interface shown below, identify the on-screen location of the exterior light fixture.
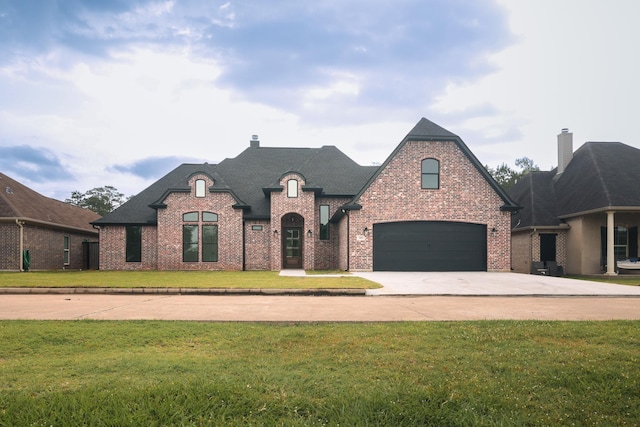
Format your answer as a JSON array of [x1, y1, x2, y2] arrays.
[[363, 227, 369, 236], [274, 230, 278, 236], [307, 229, 312, 237]]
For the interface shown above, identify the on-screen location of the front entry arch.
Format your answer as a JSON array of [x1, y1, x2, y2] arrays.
[[282, 213, 304, 269]]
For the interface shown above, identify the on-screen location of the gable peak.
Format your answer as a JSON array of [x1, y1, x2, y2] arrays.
[[406, 117, 458, 140]]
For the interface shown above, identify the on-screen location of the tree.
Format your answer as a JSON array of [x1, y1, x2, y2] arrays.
[[486, 157, 539, 190], [66, 186, 125, 216]]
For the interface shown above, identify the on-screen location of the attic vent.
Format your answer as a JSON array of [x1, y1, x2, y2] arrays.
[[5, 186, 13, 194]]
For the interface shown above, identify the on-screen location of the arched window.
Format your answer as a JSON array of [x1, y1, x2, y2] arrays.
[[287, 179, 298, 198], [421, 159, 440, 189]]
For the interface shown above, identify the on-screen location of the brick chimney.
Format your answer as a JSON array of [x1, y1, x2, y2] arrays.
[[250, 135, 260, 148], [557, 128, 573, 175]]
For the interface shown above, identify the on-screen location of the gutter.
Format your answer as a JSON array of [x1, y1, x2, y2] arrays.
[[0, 217, 99, 236], [15, 219, 24, 272]]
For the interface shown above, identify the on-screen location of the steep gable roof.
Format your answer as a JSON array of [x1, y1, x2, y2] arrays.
[[509, 141, 640, 230], [348, 118, 520, 211], [95, 145, 378, 224], [0, 172, 100, 233]]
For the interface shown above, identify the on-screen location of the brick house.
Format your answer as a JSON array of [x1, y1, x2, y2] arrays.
[[0, 173, 101, 271], [94, 118, 519, 271], [508, 129, 640, 275]]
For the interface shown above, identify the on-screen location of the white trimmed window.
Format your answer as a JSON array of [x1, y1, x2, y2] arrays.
[[287, 179, 298, 198]]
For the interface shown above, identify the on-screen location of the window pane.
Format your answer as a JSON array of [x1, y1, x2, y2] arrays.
[[422, 159, 439, 174], [203, 212, 218, 222], [183, 225, 199, 262], [183, 212, 198, 222], [421, 159, 439, 189], [126, 226, 142, 262], [615, 227, 628, 245], [320, 205, 330, 240], [195, 179, 206, 198], [63, 236, 70, 264], [202, 225, 218, 262], [287, 179, 298, 197], [422, 174, 439, 189]]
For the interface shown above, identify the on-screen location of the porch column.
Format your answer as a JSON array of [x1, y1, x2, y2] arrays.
[[606, 211, 616, 275]]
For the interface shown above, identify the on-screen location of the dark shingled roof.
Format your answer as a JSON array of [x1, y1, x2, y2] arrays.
[[508, 171, 561, 228], [95, 145, 378, 225], [509, 141, 640, 229], [0, 172, 101, 233]]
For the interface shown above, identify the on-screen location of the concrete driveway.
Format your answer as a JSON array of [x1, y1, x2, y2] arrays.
[[356, 272, 640, 296]]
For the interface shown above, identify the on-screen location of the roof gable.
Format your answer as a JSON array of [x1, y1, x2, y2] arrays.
[[349, 118, 520, 211], [96, 145, 378, 224], [0, 173, 101, 232]]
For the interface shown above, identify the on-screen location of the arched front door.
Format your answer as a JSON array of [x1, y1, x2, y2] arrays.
[[282, 213, 304, 269]]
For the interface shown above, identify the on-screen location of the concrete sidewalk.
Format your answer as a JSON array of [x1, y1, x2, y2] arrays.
[[1, 271, 639, 321], [1, 294, 640, 321]]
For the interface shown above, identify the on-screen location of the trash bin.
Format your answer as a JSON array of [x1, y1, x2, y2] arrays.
[[22, 249, 30, 272]]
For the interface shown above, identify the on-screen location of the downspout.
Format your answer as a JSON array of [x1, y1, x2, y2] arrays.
[[16, 219, 24, 272], [529, 228, 537, 272], [346, 210, 350, 271], [242, 221, 246, 271]]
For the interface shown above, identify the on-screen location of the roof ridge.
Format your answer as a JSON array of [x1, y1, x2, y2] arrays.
[[586, 143, 612, 205]]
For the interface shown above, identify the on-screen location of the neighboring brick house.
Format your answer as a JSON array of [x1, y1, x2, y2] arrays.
[[0, 173, 101, 271], [508, 129, 640, 275], [94, 118, 519, 271]]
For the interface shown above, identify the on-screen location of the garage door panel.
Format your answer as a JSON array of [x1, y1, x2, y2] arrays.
[[373, 221, 486, 271]]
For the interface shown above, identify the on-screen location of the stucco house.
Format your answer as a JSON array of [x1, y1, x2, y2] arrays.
[[94, 118, 519, 271], [509, 129, 640, 275], [0, 173, 101, 271]]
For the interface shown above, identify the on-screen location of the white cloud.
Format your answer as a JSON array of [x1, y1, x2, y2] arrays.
[[431, 0, 640, 170]]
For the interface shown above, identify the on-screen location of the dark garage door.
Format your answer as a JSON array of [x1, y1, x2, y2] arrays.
[[373, 221, 487, 271]]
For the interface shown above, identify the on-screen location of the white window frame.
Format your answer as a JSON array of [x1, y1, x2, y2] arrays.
[[287, 179, 298, 198], [195, 179, 206, 198]]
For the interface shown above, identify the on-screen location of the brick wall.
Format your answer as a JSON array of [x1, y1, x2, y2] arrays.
[[350, 140, 512, 271], [0, 223, 20, 270], [511, 230, 531, 273], [512, 229, 568, 274], [269, 173, 316, 270], [99, 225, 157, 270], [244, 220, 270, 270], [20, 224, 96, 270], [313, 197, 345, 270], [157, 174, 244, 270]]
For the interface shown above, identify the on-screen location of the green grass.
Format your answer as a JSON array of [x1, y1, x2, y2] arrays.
[[568, 275, 640, 286], [0, 270, 379, 289], [1, 321, 639, 426]]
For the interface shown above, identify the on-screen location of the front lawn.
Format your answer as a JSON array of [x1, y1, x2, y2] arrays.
[[0, 321, 638, 425], [0, 270, 379, 289], [568, 275, 640, 286]]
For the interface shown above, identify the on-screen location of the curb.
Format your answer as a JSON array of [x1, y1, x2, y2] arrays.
[[0, 287, 367, 296]]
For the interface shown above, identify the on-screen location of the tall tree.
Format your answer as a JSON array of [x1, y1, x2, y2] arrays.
[[486, 157, 539, 190], [66, 186, 125, 216]]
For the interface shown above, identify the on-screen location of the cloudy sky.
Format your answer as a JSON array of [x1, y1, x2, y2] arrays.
[[1, 0, 638, 200]]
